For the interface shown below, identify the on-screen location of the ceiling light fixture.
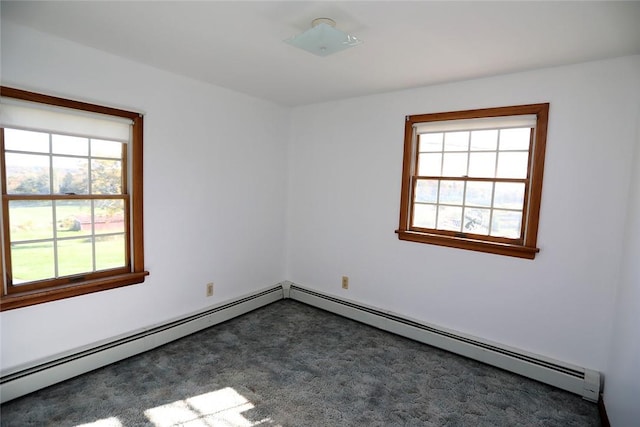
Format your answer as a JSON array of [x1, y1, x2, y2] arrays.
[[284, 18, 362, 57]]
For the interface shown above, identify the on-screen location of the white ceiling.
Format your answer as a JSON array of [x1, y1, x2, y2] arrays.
[[2, 1, 640, 106]]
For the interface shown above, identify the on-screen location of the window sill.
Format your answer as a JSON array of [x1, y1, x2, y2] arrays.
[[0, 271, 149, 311], [396, 230, 539, 259]]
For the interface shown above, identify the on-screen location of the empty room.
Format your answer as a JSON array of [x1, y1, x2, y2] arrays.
[[1, 1, 639, 426]]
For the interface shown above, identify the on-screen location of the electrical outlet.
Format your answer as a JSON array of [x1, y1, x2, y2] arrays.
[[206, 282, 214, 297], [342, 276, 349, 289]]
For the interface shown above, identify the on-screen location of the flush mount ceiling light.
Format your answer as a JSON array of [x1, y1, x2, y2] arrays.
[[284, 18, 362, 57]]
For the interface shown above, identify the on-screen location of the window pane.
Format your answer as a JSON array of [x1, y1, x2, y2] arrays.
[[56, 200, 92, 237], [491, 210, 522, 239], [11, 241, 55, 284], [414, 179, 439, 203], [439, 180, 464, 205], [402, 105, 548, 256], [53, 156, 89, 194], [465, 181, 493, 207], [463, 207, 490, 235], [96, 234, 126, 270], [494, 182, 525, 209], [52, 134, 88, 156], [419, 133, 443, 152], [94, 199, 125, 235], [4, 128, 49, 153], [418, 153, 442, 176], [91, 159, 122, 194], [499, 128, 531, 150], [91, 139, 123, 159], [9, 200, 53, 241], [5, 153, 51, 194], [1, 89, 144, 306], [412, 203, 436, 229], [470, 130, 498, 151], [496, 152, 529, 179], [444, 131, 469, 151], [468, 152, 496, 178], [442, 153, 468, 176], [58, 238, 93, 277], [437, 205, 463, 232]]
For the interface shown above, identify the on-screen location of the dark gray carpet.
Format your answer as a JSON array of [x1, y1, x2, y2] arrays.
[[1, 300, 599, 426]]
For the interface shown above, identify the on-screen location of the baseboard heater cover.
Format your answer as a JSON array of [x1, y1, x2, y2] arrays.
[[0, 285, 284, 403], [1, 282, 600, 404], [287, 284, 600, 402]]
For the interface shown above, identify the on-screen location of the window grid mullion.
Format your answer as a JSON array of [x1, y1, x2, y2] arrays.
[[435, 181, 441, 227], [438, 133, 445, 176], [460, 181, 467, 233], [88, 140, 93, 195], [460, 131, 472, 232], [48, 133, 54, 195], [88, 139, 96, 272], [91, 200, 97, 272], [52, 199, 60, 278], [48, 133, 62, 278], [4, 148, 119, 163], [488, 182, 497, 236], [435, 132, 445, 228], [487, 130, 501, 236]]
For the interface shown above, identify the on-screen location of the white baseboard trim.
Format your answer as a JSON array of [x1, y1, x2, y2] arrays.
[[0, 284, 284, 403], [286, 283, 600, 402], [1, 281, 601, 404]]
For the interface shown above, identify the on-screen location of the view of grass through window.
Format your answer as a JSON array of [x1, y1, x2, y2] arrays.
[[4, 128, 127, 285]]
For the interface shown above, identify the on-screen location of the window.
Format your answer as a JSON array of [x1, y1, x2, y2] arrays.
[[0, 86, 148, 310], [396, 103, 549, 259]]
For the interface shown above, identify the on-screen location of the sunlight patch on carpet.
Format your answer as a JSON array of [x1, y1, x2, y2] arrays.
[[75, 417, 123, 427], [144, 387, 274, 426]]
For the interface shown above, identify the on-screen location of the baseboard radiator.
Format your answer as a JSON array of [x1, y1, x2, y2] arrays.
[[286, 283, 600, 402], [0, 285, 284, 403], [1, 282, 600, 404]]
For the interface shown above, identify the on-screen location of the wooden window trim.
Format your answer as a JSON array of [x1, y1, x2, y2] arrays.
[[0, 86, 148, 311], [396, 103, 549, 259]]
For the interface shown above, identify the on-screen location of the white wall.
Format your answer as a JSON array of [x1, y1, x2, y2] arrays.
[[604, 96, 640, 425], [3, 17, 640, 424], [0, 22, 290, 371], [286, 55, 640, 372]]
